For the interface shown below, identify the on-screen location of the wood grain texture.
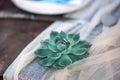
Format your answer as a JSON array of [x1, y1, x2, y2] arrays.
[[0, 20, 51, 75]]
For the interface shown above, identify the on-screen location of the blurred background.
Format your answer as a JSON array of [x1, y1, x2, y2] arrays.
[[0, 0, 53, 79]]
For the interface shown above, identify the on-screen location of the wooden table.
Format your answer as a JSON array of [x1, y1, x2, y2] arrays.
[[0, 0, 52, 79]]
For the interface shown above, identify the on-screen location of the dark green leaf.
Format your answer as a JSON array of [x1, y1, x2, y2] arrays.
[[50, 31, 59, 39], [54, 36, 61, 43], [35, 48, 53, 58], [59, 31, 67, 39], [39, 58, 55, 66], [73, 34, 80, 44], [53, 62, 65, 69], [57, 44, 66, 51], [40, 39, 49, 48], [48, 44, 57, 52], [71, 48, 88, 55], [68, 54, 81, 62], [67, 33, 80, 45], [73, 41, 91, 49], [49, 53, 61, 59], [58, 55, 72, 67], [69, 54, 87, 62], [67, 34, 74, 43], [42, 39, 57, 52]]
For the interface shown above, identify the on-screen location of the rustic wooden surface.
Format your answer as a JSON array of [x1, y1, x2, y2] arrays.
[[0, 0, 52, 79]]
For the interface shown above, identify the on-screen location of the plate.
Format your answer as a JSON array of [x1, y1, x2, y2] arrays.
[[12, 0, 83, 15]]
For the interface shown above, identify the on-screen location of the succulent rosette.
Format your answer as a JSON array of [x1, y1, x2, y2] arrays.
[[35, 31, 91, 69]]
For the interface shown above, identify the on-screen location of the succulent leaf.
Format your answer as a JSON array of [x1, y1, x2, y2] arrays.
[[54, 36, 61, 43], [68, 54, 80, 62], [73, 41, 91, 49], [69, 53, 87, 62], [39, 58, 55, 66], [35, 31, 91, 69], [53, 62, 65, 69], [58, 55, 72, 67], [49, 53, 61, 59], [67, 34, 74, 43], [57, 43, 66, 51], [50, 31, 59, 39], [71, 48, 88, 55], [59, 31, 67, 39], [73, 34, 80, 44], [48, 44, 57, 52], [35, 49, 53, 58], [41, 40, 49, 48]]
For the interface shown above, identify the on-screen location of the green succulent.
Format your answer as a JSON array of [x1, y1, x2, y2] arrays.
[[35, 31, 91, 69]]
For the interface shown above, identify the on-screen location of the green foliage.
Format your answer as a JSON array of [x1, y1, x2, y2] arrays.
[[35, 31, 91, 69]]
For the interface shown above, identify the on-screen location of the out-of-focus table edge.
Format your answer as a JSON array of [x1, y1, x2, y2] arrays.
[[0, 19, 52, 79], [0, 0, 54, 79]]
